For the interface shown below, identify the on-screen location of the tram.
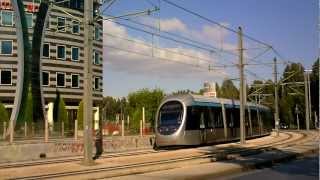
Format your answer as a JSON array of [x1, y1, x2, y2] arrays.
[[154, 94, 273, 147]]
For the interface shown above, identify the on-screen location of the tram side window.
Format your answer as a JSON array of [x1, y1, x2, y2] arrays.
[[251, 109, 259, 128], [226, 108, 234, 128], [206, 107, 214, 128], [212, 107, 223, 128], [186, 106, 200, 130], [262, 110, 272, 130], [233, 108, 240, 128]]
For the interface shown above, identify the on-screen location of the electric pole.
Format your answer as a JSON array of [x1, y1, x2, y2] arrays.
[[83, 0, 94, 165], [304, 72, 310, 131], [274, 58, 279, 136], [307, 72, 312, 129], [238, 27, 245, 144]]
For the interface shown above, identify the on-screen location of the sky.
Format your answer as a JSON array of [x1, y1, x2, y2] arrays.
[[101, 0, 318, 98]]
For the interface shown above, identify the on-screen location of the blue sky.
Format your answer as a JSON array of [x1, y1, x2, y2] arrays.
[[102, 0, 318, 97]]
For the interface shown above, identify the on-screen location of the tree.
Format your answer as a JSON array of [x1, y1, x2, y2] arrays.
[[279, 63, 305, 128], [219, 79, 239, 99], [215, 82, 220, 97], [127, 88, 164, 131], [20, 85, 33, 128], [0, 102, 9, 126], [77, 101, 83, 130], [53, 90, 68, 132], [310, 58, 319, 122]]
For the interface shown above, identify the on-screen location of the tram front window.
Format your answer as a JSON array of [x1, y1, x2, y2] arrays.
[[158, 101, 183, 135]]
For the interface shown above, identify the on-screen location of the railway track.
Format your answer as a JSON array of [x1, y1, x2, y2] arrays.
[[6, 131, 315, 180], [0, 132, 291, 169], [0, 149, 166, 169]]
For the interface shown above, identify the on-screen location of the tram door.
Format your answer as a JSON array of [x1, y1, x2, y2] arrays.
[[199, 112, 206, 144]]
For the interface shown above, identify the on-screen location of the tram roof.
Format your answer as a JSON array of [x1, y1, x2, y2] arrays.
[[164, 94, 269, 110]]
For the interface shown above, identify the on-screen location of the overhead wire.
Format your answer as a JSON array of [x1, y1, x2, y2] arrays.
[[161, 0, 273, 49]]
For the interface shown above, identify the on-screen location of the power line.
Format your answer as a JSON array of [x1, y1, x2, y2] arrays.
[[161, 0, 273, 48], [103, 44, 229, 73], [104, 32, 236, 67]]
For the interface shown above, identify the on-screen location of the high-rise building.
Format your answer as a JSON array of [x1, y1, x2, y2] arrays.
[[0, 0, 103, 129]]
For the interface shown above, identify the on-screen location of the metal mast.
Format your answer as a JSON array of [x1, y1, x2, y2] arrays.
[[274, 58, 279, 136], [238, 27, 245, 144], [83, 0, 94, 165]]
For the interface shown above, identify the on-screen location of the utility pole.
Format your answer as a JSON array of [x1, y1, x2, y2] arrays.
[[304, 72, 310, 131], [274, 58, 279, 136], [83, 0, 94, 165], [238, 27, 245, 144], [307, 72, 312, 129]]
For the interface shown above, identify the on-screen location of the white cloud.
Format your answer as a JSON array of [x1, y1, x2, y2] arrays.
[[159, 18, 187, 32], [103, 20, 229, 80]]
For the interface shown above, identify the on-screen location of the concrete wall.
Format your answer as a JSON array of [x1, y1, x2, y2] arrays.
[[0, 135, 154, 163]]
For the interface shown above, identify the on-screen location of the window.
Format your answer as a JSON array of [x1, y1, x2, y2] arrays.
[[56, 72, 65, 87], [71, 74, 79, 88], [42, 71, 49, 86], [72, 20, 80, 34], [42, 43, 50, 58], [1, 11, 13, 26], [57, 45, 65, 59], [71, 47, 79, 61], [94, 26, 100, 40], [57, 17, 65, 32], [26, 13, 33, 28], [94, 77, 100, 90], [93, 51, 100, 65], [0, 70, 12, 85], [0, 40, 12, 55]]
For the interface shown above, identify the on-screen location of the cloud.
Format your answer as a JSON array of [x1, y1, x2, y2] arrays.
[[103, 20, 229, 80], [159, 18, 187, 32]]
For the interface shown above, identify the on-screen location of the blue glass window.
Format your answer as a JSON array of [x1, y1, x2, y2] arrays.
[[1, 11, 13, 26], [26, 13, 33, 28], [94, 51, 100, 64], [72, 21, 80, 34], [71, 47, 79, 61], [57, 17, 65, 31], [1, 41, 12, 55], [94, 26, 100, 40], [57, 45, 65, 59]]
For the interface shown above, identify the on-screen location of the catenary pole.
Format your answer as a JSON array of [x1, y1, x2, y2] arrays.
[[304, 72, 310, 131], [83, 0, 94, 165], [238, 27, 245, 144], [307, 72, 312, 130], [274, 58, 279, 136]]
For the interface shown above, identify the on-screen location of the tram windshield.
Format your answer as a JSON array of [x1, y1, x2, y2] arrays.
[[158, 101, 183, 127]]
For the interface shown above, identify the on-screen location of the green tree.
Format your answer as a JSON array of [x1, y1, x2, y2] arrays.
[[279, 63, 305, 128], [0, 102, 9, 126], [20, 85, 33, 127], [127, 88, 164, 131], [215, 82, 220, 97], [53, 90, 68, 132], [77, 101, 83, 130], [219, 79, 239, 99], [310, 58, 319, 121]]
